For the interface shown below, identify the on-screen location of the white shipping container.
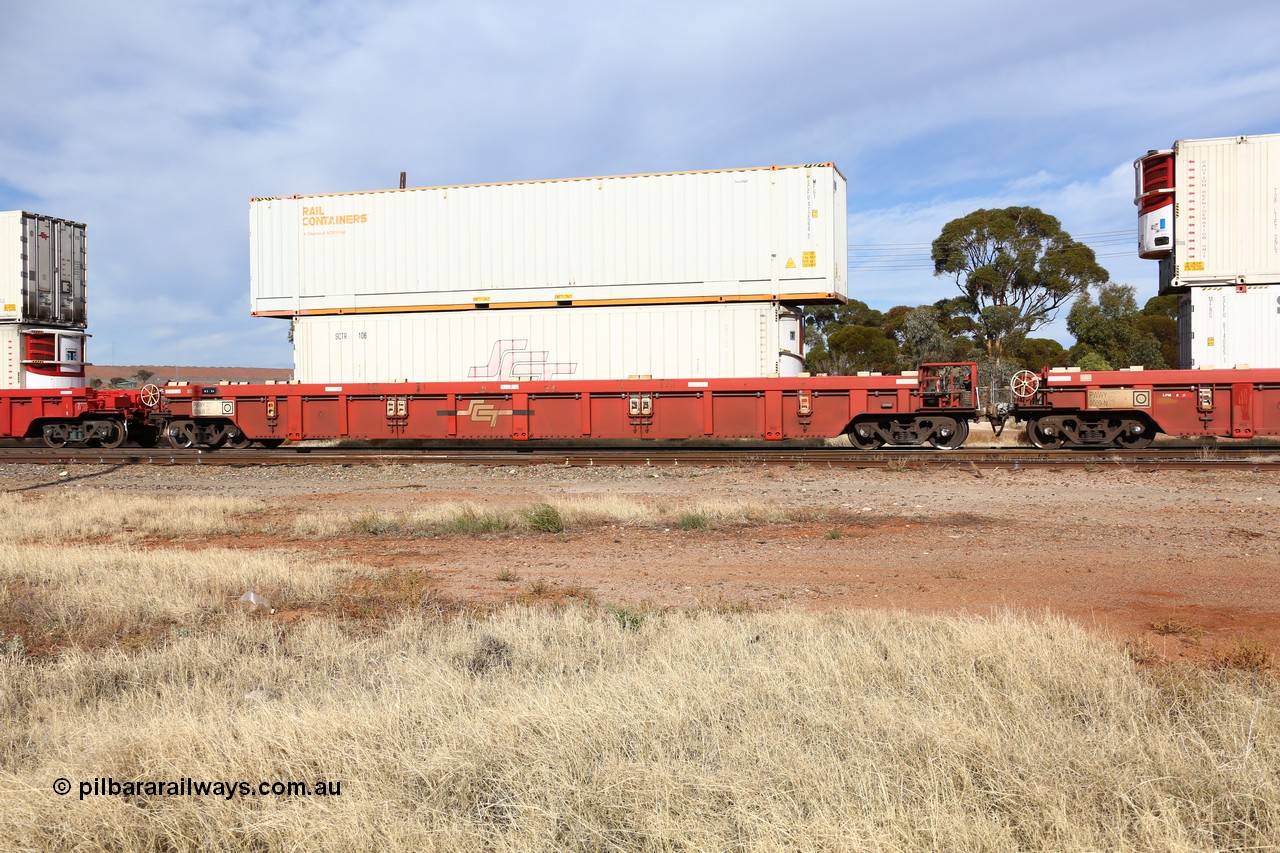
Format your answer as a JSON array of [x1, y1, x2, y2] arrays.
[[0, 324, 86, 389], [292, 303, 804, 384], [1135, 134, 1280, 290], [251, 164, 847, 316], [1178, 285, 1280, 369], [0, 211, 87, 327]]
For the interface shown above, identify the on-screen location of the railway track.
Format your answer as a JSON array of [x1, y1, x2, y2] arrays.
[[1, 443, 1277, 470]]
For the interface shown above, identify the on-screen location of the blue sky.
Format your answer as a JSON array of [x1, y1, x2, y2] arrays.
[[3, 0, 1279, 368]]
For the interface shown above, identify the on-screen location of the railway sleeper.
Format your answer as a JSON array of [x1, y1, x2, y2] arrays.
[[1024, 412, 1154, 449], [846, 415, 970, 450]]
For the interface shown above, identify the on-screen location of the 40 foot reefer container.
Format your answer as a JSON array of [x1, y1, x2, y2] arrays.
[[0, 211, 87, 327], [1135, 134, 1280, 292], [291, 303, 805, 384]]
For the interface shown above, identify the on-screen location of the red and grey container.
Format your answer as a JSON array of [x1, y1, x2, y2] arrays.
[[1135, 134, 1280, 292], [0, 324, 86, 389], [0, 211, 87, 327]]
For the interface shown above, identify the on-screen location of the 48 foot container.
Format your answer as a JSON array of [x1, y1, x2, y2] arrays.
[[251, 164, 847, 317]]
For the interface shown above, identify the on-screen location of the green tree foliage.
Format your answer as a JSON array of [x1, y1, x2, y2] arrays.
[[1071, 347, 1114, 372], [804, 299, 900, 374], [899, 307, 950, 364], [1011, 337, 1068, 371], [805, 323, 899, 375], [931, 207, 1109, 370], [1066, 283, 1167, 369], [898, 303, 979, 365], [804, 300, 885, 342], [880, 305, 914, 346], [1143, 294, 1179, 319], [1138, 294, 1179, 368]]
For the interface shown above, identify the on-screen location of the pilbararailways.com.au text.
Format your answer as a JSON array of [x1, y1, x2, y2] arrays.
[[56, 777, 342, 801]]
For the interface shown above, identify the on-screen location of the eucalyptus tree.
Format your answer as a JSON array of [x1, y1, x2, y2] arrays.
[[931, 206, 1109, 376]]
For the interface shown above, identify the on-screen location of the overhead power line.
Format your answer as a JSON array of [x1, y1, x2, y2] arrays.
[[846, 230, 1138, 273]]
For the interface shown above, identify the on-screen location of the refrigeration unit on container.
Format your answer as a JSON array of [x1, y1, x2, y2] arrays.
[[1177, 285, 1280, 369], [251, 164, 848, 316], [0, 324, 86, 389], [1134, 133, 1280, 293], [291, 303, 805, 384], [0, 211, 87, 327]]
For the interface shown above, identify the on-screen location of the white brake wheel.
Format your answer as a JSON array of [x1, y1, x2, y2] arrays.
[[1010, 370, 1040, 402]]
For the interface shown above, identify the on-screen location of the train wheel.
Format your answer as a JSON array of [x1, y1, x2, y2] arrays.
[[256, 438, 286, 449], [42, 424, 71, 449], [1025, 418, 1067, 450], [1115, 421, 1154, 449], [224, 430, 252, 449], [100, 421, 127, 449], [929, 419, 969, 450], [847, 423, 885, 450], [167, 421, 197, 449]]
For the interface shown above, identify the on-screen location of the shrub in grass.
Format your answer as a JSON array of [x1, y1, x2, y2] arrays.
[[525, 503, 565, 533], [610, 606, 646, 632], [676, 510, 710, 531], [351, 512, 398, 535], [443, 507, 511, 535]]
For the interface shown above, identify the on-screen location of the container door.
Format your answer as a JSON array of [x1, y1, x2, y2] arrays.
[[21, 215, 86, 326], [56, 218, 87, 325]]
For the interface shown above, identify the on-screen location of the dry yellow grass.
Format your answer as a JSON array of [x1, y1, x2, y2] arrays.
[[0, 544, 346, 646], [0, 492, 265, 542], [290, 496, 840, 538], [1, 607, 1278, 851], [1, 492, 1277, 850]]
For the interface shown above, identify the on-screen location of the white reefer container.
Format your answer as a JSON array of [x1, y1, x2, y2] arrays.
[[1135, 134, 1280, 292], [0, 324, 86, 389], [1177, 285, 1280, 369], [251, 164, 847, 316], [0, 211, 87, 327], [292, 303, 804, 384]]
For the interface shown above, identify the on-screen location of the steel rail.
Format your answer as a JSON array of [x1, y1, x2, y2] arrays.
[[0, 444, 1276, 471]]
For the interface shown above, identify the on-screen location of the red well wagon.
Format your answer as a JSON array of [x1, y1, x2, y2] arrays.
[[148, 363, 980, 450]]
